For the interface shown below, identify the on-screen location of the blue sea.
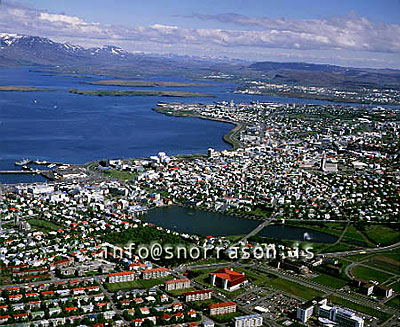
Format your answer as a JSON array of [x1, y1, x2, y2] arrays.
[[1, 67, 391, 184]]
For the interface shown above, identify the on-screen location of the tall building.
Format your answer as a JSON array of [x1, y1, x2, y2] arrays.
[[296, 297, 327, 324]]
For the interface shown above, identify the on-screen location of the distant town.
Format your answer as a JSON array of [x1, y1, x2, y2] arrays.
[[0, 100, 399, 327]]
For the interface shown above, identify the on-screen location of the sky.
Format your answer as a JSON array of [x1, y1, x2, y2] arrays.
[[0, 0, 399, 68]]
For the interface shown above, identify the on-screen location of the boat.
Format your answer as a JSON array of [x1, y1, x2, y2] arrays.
[[47, 163, 57, 169], [34, 159, 50, 165], [21, 165, 33, 171], [15, 158, 32, 166], [303, 232, 311, 241]]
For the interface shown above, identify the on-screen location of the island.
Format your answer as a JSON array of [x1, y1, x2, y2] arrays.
[[68, 89, 215, 97], [0, 86, 54, 92], [86, 79, 208, 87]]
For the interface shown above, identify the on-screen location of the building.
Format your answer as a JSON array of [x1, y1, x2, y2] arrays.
[[296, 297, 327, 324], [234, 314, 263, 327], [296, 301, 314, 324], [108, 271, 135, 284], [185, 289, 212, 302], [209, 302, 236, 316], [209, 268, 247, 291], [360, 283, 374, 296], [318, 305, 364, 327], [374, 285, 393, 299], [165, 278, 191, 291], [142, 267, 169, 280]]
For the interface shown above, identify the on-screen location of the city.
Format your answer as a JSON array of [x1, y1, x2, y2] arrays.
[[0, 1, 399, 327]]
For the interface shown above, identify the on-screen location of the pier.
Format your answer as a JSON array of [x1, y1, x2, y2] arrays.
[[0, 170, 55, 180]]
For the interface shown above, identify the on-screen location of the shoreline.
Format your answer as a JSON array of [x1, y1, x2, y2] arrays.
[[152, 106, 244, 150]]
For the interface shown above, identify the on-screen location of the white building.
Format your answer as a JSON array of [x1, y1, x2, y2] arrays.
[[234, 314, 263, 327]]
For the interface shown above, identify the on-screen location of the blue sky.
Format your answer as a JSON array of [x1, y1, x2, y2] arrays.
[[1, 0, 400, 68]]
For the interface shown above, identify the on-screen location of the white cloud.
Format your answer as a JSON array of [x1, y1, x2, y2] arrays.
[[0, 2, 399, 67]]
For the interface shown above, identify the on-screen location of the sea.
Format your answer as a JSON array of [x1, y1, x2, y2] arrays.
[[0, 67, 393, 184]]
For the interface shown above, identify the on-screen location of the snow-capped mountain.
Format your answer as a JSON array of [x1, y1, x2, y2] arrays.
[[0, 33, 130, 66]]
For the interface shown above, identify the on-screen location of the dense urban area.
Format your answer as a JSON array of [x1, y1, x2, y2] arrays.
[[0, 100, 399, 327]]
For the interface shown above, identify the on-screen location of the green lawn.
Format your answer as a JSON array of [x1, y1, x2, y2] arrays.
[[269, 277, 324, 300], [28, 219, 63, 232], [312, 274, 348, 289], [362, 226, 400, 246], [365, 254, 400, 275], [166, 287, 197, 296], [234, 268, 270, 286], [103, 169, 138, 181], [386, 295, 400, 309], [351, 265, 392, 283], [210, 312, 242, 323], [105, 276, 173, 292], [328, 296, 391, 323]]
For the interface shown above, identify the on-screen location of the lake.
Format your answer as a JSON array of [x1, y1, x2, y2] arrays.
[[144, 206, 338, 243]]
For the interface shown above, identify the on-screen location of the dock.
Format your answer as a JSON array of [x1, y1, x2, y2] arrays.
[[0, 170, 55, 180]]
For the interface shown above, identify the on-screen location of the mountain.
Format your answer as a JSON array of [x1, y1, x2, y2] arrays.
[[0, 33, 246, 76], [0, 33, 131, 66], [1, 33, 399, 89], [249, 61, 400, 89]]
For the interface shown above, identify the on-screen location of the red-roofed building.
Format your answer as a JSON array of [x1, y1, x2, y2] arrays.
[[209, 268, 247, 291], [142, 267, 169, 280], [209, 302, 236, 316], [108, 271, 135, 284]]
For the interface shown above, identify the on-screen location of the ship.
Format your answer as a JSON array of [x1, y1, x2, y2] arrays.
[[15, 158, 32, 166], [303, 232, 311, 241], [34, 159, 50, 165]]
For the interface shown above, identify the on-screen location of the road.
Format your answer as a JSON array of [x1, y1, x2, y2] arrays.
[[238, 212, 277, 244], [326, 240, 400, 258]]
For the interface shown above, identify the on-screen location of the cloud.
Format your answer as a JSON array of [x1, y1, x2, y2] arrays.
[[0, 2, 399, 57], [191, 12, 400, 53]]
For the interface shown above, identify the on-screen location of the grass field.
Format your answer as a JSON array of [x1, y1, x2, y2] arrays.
[[312, 274, 349, 289], [105, 276, 173, 292], [210, 312, 242, 323], [386, 295, 400, 309], [103, 169, 138, 181], [362, 225, 400, 246], [166, 287, 196, 296], [366, 254, 400, 274], [328, 296, 391, 323], [234, 267, 271, 286], [28, 219, 63, 232], [351, 265, 392, 283], [269, 277, 324, 300]]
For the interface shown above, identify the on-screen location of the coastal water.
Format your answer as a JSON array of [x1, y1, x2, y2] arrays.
[[144, 206, 338, 243], [0, 67, 393, 184]]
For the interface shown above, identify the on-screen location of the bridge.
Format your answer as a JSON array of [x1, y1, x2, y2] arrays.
[[237, 212, 277, 245]]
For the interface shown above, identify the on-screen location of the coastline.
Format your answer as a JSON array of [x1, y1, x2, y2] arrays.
[[152, 106, 244, 150]]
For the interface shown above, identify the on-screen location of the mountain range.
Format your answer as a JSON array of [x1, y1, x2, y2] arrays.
[[1, 33, 400, 89]]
